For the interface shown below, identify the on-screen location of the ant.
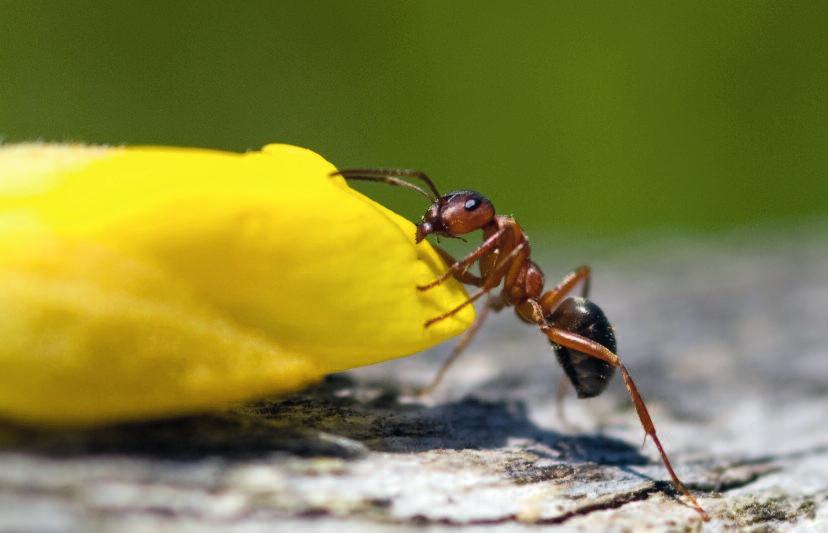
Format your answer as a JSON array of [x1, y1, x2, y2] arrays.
[[333, 168, 710, 521]]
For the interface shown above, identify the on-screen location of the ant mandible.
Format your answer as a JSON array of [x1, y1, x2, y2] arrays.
[[333, 168, 709, 521]]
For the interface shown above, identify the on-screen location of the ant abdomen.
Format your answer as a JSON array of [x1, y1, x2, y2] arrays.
[[547, 297, 617, 399]]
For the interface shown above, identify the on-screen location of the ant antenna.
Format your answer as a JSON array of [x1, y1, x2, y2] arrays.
[[331, 169, 441, 202]]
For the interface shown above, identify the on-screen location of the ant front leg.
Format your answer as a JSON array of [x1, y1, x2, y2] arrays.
[[432, 246, 484, 286], [418, 227, 506, 291], [424, 240, 528, 328], [540, 325, 710, 521]]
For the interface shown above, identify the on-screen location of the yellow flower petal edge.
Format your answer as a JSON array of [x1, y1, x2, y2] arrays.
[[0, 143, 474, 425]]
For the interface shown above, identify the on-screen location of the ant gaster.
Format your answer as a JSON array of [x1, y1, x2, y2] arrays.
[[333, 168, 709, 521]]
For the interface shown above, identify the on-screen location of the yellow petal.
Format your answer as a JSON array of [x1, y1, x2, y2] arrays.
[[0, 143, 474, 425], [0, 230, 320, 425]]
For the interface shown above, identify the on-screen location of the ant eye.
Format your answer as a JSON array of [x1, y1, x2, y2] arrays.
[[464, 198, 480, 211]]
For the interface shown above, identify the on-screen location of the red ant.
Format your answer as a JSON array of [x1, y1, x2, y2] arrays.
[[334, 168, 710, 521]]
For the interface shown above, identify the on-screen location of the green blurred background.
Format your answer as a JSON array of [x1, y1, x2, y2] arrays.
[[1, 1, 826, 241]]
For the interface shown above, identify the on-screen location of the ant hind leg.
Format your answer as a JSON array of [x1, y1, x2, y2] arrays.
[[539, 265, 592, 315], [542, 326, 710, 521]]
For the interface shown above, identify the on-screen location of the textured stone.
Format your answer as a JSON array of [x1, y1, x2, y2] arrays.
[[1, 225, 827, 532]]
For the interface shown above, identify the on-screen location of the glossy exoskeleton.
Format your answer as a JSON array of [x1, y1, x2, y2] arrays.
[[332, 168, 709, 521], [548, 297, 616, 399]]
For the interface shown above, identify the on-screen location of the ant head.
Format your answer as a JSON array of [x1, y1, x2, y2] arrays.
[[416, 190, 495, 243]]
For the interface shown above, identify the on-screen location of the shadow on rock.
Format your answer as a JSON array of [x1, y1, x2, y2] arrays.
[[0, 374, 646, 466]]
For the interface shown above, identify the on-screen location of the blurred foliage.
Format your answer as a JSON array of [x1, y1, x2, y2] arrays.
[[1, 1, 826, 238]]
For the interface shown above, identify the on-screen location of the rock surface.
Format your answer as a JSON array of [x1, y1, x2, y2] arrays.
[[1, 225, 827, 532]]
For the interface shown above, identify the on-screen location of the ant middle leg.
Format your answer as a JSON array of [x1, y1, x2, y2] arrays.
[[541, 325, 709, 521], [418, 227, 505, 291]]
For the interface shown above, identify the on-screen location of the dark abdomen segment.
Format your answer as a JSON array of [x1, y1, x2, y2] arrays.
[[546, 297, 617, 398]]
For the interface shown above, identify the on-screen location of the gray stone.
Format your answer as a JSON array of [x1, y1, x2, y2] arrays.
[[1, 224, 827, 532]]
